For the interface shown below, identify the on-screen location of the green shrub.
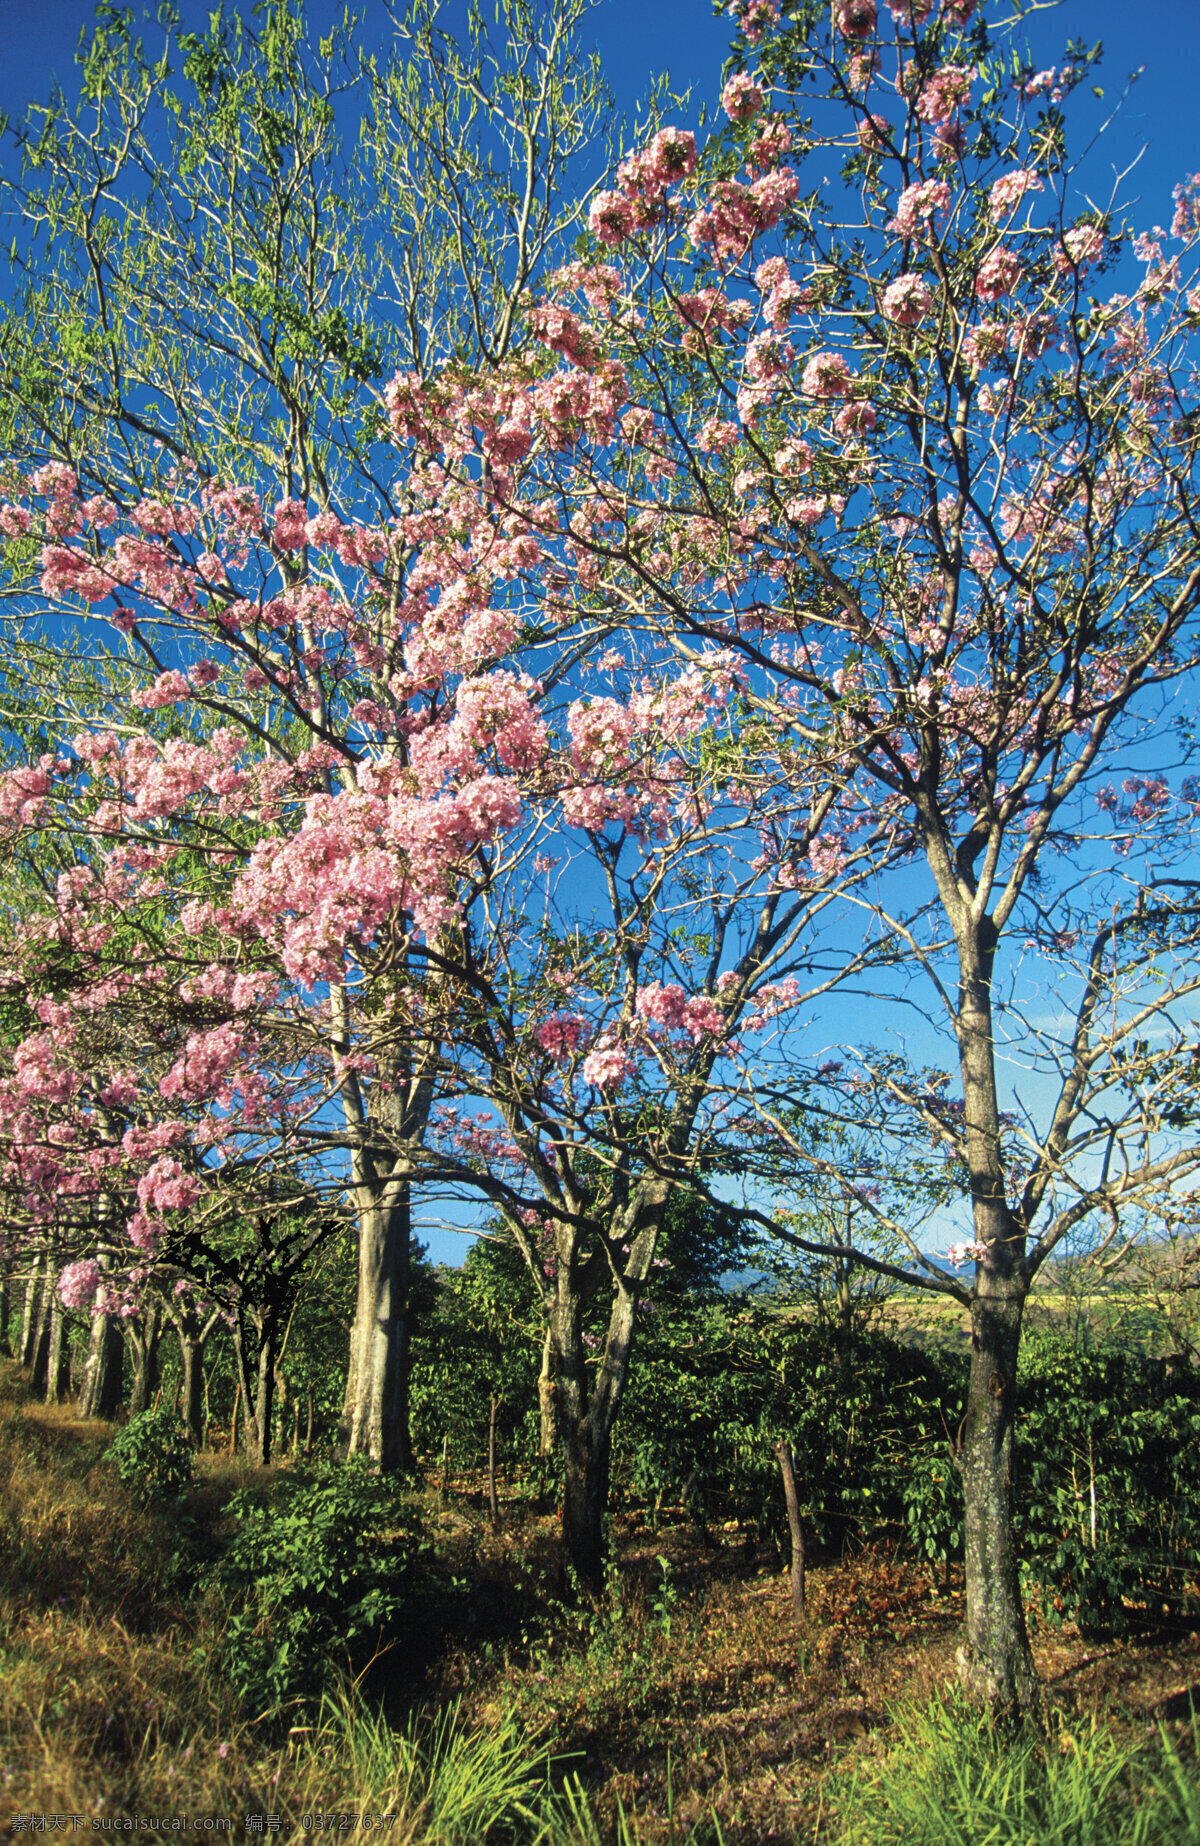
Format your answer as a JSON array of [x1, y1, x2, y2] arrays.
[[103, 1404, 194, 1503], [210, 1456, 426, 1716]]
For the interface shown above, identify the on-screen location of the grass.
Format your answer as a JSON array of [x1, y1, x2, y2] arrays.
[[2, 1359, 1199, 1843], [833, 1689, 1200, 1846]]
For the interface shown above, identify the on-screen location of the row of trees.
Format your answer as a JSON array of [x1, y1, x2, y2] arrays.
[[1, 0, 1199, 1721]]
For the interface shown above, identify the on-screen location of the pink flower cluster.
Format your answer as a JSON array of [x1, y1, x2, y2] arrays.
[[588, 126, 698, 245], [989, 168, 1043, 219], [888, 181, 951, 239], [722, 71, 764, 124], [835, 0, 877, 39], [916, 65, 972, 128], [636, 981, 724, 1041], [882, 272, 934, 326], [58, 1258, 102, 1310], [581, 1032, 635, 1090], [975, 246, 1023, 302], [688, 170, 800, 263], [533, 1013, 589, 1061]]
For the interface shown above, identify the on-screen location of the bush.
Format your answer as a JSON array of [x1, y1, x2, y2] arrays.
[[103, 1404, 194, 1503], [210, 1456, 427, 1716]]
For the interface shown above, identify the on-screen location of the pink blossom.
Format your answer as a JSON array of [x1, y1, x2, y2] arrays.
[[137, 1155, 202, 1214], [589, 191, 634, 246], [975, 246, 1023, 302], [888, 180, 951, 239], [857, 114, 891, 154], [131, 670, 191, 711], [882, 272, 934, 326], [1055, 223, 1105, 272], [917, 65, 972, 127], [722, 72, 764, 124], [58, 1258, 102, 1310], [835, 0, 877, 38], [989, 168, 1043, 219], [581, 1032, 635, 1089], [534, 1013, 589, 1061], [802, 351, 854, 399], [834, 399, 877, 438]]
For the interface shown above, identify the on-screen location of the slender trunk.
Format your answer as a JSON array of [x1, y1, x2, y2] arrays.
[[232, 1319, 260, 1462], [488, 1393, 500, 1529], [29, 1275, 52, 1397], [957, 1272, 1039, 1719], [127, 1306, 162, 1416], [20, 1253, 44, 1371], [537, 1325, 557, 1456], [305, 1381, 314, 1453], [951, 918, 1040, 1721], [228, 1374, 241, 1458], [178, 1332, 206, 1449], [341, 1181, 413, 1471], [773, 1439, 807, 1620], [0, 1263, 10, 1356], [254, 1318, 278, 1468], [45, 1298, 70, 1404]]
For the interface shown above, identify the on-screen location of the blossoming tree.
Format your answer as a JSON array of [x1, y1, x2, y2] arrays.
[[2, 0, 1200, 1723], [0, 0, 612, 1466], [471, 0, 1199, 1712]]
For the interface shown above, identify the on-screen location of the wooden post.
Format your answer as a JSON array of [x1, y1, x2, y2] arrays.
[[773, 1439, 806, 1620]]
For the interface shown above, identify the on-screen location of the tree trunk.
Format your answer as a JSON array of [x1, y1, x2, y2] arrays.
[[29, 1274, 52, 1397], [127, 1305, 162, 1416], [232, 1318, 259, 1461], [488, 1393, 501, 1529], [773, 1439, 806, 1620], [79, 1308, 123, 1418], [253, 1321, 278, 1468], [20, 1252, 44, 1370], [956, 1270, 1039, 1721], [537, 1325, 557, 1456], [341, 1181, 413, 1471], [553, 1271, 642, 1601], [178, 1332, 206, 1449], [45, 1298, 70, 1404], [561, 1417, 612, 1600]]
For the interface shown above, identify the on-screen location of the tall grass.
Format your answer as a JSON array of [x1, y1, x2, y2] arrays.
[[832, 1690, 1200, 1846]]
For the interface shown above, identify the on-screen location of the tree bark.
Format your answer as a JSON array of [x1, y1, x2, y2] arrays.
[[341, 1179, 413, 1471], [19, 1252, 44, 1370], [44, 1298, 70, 1404], [488, 1392, 501, 1529], [773, 1439, 806, 1620], [178, 1331, 206, 1449], [537, 1325, 557, 1456], [127, 1305, 162, 1416], [957, 1273, 1039, 1720], [253, 1315, 278, 1468], [79, 1307, 124, 1418]]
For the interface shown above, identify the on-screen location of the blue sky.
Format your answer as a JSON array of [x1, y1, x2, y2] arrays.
[[2, 0, 1196, 228]]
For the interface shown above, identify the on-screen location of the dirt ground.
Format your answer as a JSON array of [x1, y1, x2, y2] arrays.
[[421, 1493, 1200, 1842]]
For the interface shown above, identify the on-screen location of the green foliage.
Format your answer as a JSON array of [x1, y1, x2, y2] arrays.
[[210, 1456, 427, 1715], [902, 1450, 964, 1568], [102, 1404, 194, 1504], [833, 1691, 1200, 1846], [1016, 1334, 1200, 1636]]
